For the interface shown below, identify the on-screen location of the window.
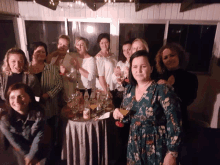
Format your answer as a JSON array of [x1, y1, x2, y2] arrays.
[[119, 23, 165, 61], [167, 24, 216, 73], [25, 21, 65, 56], [68, 21, 110, 56], [0, 19, 17, 63]]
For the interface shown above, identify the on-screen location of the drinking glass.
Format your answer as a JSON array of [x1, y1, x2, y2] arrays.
[[115, 98, 133, 127]]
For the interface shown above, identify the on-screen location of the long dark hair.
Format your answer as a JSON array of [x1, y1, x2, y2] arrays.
[[1, 83, 44, 124], [129, 50, 154, 86]]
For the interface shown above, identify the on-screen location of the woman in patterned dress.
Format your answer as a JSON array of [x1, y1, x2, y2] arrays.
[[113, 50, 182, 165]]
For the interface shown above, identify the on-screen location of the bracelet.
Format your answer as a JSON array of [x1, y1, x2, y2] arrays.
[[167, 151, 178, 158]]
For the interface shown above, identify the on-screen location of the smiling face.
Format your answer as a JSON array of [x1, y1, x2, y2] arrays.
[[57, 38, 69, 55], [9, 88, 31, 115], [131, 56, 152, 83], [75, 40, 87, 55], [32, 46, 46, 62], [123, 44, 132, 61], [8, 53, 25, 74], [99, 38, 110, 52], [162, 48, 179, 71], [131, 40, 145, 54]]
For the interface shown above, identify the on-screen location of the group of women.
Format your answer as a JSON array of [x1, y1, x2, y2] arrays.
[[0, 32, 198, 165]]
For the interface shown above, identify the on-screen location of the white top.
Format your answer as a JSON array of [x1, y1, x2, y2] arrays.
[[77, 56, 96, 89], [112, 60, 130, 90], [95, 54, 117, 91]]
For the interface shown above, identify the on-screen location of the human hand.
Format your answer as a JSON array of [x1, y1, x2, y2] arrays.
[[163, 152, 177, 165], [50, 50, 60, 57], [124, 66, 129, 78], [157, 79, 168, 85], [25, 157, 39, 165], [60, 65, 66, 75], [113, 108, 124, 120], [114, 66, 121, 77], [167, 75, 175, 86], [116, 78, 123, 85], [70, 58, 80, 70], [42, 93, 50, 100]]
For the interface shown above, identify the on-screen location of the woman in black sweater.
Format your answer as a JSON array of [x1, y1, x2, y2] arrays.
[[155, 43, 198, 132]]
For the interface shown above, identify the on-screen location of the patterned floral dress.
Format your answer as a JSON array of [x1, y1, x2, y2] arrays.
[[122, 81, 182, 165]]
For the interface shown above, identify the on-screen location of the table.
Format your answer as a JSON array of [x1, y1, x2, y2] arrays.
[[61, 107, 109, 165]]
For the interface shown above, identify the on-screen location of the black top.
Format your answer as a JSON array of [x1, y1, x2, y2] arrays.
[[6, 72, 23, 93], [159, 69, 198, 131], [35, 72, 42, 83]]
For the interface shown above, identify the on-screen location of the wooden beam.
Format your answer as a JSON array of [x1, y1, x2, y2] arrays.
[[35, 0, 59, 10], [180, 0, 195, 12]]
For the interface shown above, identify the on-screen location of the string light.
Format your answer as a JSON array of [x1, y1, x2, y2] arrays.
[[58, 0, 85, 10], [33, 0, 36, 3], [104, 0, 107, 2], [129, 0, 133, 2]]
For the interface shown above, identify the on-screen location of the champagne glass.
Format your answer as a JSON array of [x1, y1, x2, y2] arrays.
[[71, 95, 79, 120], [115, 97, 134, 127]]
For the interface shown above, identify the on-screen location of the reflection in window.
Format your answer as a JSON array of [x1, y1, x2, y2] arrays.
[[25, 21, 65, 55], [167, 24, 216, 73], [119, 23, 165, 61], [0, 20, 16, 62], [68, 21, 110, 56]]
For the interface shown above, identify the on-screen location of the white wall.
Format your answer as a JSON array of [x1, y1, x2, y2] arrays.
[[17, 2, 220, 127], [0, 0, 19, 15]]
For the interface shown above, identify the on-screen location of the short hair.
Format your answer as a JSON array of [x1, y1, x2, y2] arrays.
[[58, 34, 70, 47], [121, 41, 132, 63], [2, 48, 29, 75], [97, 33, 110, 44], [132, 38, 149, 53], [75, 36, 90, 52], [155, 43, 186, 74], [28, 41, 48, 61], [129, 50, 154, 86], [4, 82, 44, 123]]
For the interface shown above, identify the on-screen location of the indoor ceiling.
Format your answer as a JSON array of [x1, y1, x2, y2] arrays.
[[15, 0, 220, 12]]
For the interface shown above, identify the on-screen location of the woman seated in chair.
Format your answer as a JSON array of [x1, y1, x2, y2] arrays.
[[0, 83, 50, 165]]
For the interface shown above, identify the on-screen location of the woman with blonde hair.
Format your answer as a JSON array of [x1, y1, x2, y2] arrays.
[[60, 36, 96, 96], [0, 48, 40, 103], [131, 38, 149, 54]]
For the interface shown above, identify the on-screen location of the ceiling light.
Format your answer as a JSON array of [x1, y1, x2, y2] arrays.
[[86, 26, 94, 34]]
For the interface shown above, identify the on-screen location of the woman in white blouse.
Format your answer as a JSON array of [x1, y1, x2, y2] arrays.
[[60, 37, 96, 96], [95, 33, 117, 93]]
